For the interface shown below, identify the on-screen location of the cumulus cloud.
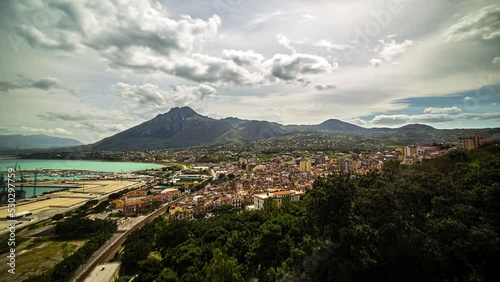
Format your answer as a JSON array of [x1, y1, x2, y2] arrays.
[[113, 82, 219, 118], [445, 5, 500, 42], [371, 114, 411, 125], [87, 12, 221, 59], [269, 53, 333, 83], [221, 49, 265, 67], [116, 83, 168, 112], [371, 112, 500, 125], [277, 34, 296, 53], [314, 84, 337, 91], [313, 39, 349, 51], [169, 54, 266, 86], [102, 47, 333, 86], [422, 106, 461, 114], [351, 118, 369, 126], [4, 1, 343, 88], [370, 58, 383, 67], [170, 84, 218, 102], [11, 0, 221, 56], [5, 1, 223, 76], [377, 39, 414, 62]]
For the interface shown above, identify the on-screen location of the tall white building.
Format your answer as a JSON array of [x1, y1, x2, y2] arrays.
[[404, 145, 417, 158]]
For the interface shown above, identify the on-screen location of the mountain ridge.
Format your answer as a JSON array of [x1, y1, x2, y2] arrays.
[[89, 107, 498, 150]]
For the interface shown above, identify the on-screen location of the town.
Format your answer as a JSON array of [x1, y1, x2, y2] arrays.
[[115, 134, 486, 219]]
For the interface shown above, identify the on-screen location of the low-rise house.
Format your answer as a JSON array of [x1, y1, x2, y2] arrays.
[[160, 188, 181, 202], [123, 200, 147, 216], [169, 205, 193, 221], [111, 199, 124, 209]]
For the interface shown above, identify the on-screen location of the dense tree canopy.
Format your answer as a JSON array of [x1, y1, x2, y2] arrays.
[[121, 144, 500, 281]]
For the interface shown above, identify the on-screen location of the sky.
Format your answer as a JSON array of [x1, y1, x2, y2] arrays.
[[0, 0, 499, 144]]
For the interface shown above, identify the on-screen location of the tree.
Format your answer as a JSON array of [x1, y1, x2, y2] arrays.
[[306, 173, 356, 240], [205, 249, 244, 282], [52, 214, 64, 221], [137, 254, 163, 282], [156, 268, 179, 282], [263, 197, 281, 217]]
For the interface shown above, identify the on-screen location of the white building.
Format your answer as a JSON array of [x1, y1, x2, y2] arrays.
[[252, 190, 304, 210]]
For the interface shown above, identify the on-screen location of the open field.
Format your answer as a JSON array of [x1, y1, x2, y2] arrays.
[[48, 191, 96, 199], [0, 237, 87, 282], [0, 198, 89, 218], [71, 180, 138, 194]]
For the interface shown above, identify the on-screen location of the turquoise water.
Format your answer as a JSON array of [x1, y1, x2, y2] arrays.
[[0, 159, 164, 173]]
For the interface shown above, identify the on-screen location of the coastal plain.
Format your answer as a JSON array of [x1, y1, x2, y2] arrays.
[[0, 180, 139, 233]]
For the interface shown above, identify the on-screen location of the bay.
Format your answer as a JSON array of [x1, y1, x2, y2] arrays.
[[0, 159, 164, 173]]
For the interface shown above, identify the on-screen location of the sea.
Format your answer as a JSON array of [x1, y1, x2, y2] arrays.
[[0, 159, 164, 173], [0, 159, 164, 198]]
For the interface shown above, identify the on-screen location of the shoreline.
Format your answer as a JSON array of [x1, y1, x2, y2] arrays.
[[0, 158, 166, 166], [0, 159, 165, 174]]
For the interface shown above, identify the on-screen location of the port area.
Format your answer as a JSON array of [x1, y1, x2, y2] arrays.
[[0, 180, 142, 235]]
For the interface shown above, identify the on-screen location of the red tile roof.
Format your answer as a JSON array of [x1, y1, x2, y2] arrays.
[[273, 190, 292, 195]]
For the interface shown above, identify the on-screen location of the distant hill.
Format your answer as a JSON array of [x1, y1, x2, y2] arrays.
[[0, 134, 83, 150], [316, 119, 366, 132], [397, 124, 435, 132], [88, 106, 500, 150]]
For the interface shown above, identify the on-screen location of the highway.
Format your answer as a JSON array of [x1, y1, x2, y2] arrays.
[[70, 195, 186, 282]]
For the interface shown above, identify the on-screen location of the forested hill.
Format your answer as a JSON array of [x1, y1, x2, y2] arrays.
[[121, 144, 500, 282]]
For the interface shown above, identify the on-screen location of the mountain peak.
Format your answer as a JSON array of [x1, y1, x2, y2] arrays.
[[165, 106, 198, 116]]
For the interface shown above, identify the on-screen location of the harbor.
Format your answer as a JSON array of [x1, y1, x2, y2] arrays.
[[0, 180, 143, 234]]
